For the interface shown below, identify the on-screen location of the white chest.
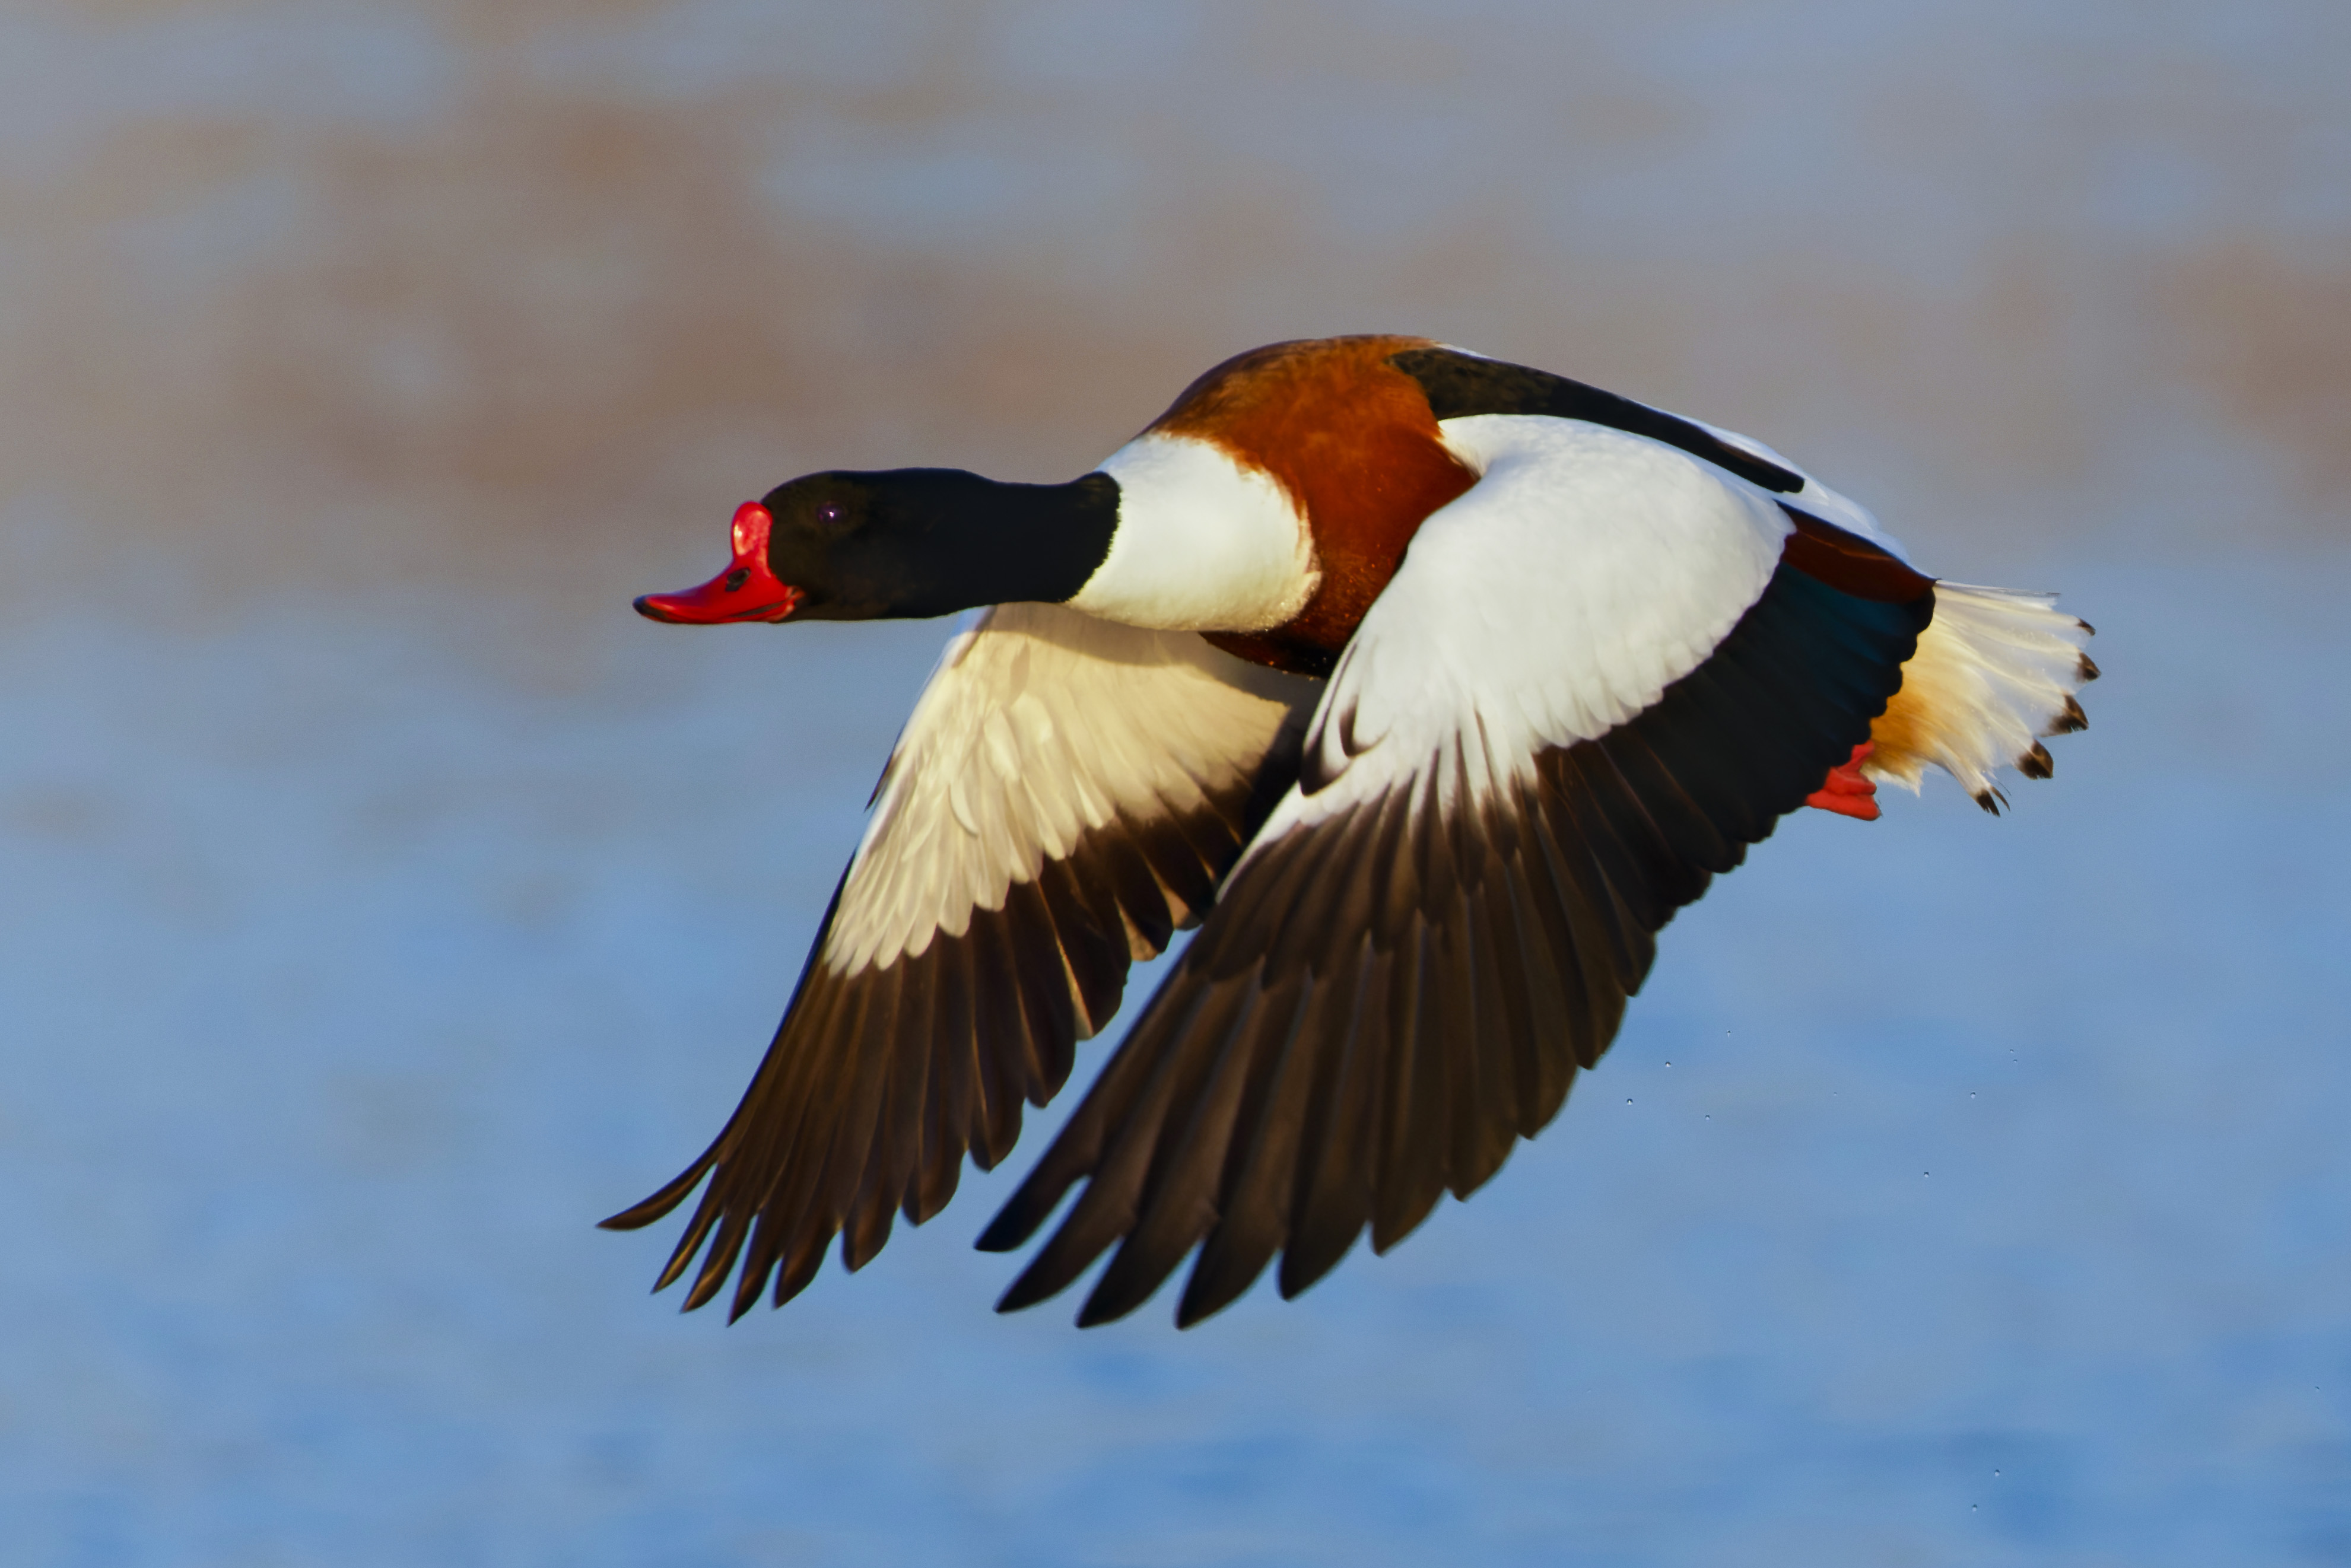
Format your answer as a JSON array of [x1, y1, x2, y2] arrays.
[[1066, 432, 1321, 632]]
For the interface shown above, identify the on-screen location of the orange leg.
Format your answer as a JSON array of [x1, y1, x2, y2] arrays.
[[1805, 741, 1880, 820]]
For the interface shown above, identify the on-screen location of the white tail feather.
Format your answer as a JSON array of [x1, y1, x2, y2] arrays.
[[1865, 582, 2096, 811]]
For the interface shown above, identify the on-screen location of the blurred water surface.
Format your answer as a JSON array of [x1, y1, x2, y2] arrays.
[[2, 4, 2347, 1564]]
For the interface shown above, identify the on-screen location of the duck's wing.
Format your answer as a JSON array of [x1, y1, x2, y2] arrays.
[[605, 603, 1318, 1319], [1392, 342, 1958, 605], [978, 415, 1936, 1327], [1393, 347, 2099, 806]]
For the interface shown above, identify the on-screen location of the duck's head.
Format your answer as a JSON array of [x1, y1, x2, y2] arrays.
[[635, 468, 1119, 626]]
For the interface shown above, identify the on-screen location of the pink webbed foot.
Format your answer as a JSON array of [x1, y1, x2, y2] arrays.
[[1805, 742, 1880, 821]]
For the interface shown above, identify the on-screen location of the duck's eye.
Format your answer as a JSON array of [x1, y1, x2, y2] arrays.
[[723, 567, 749, 591], [817, 504, 844, 526]]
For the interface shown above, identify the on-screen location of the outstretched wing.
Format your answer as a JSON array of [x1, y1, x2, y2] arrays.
[[978, 415, 1935, 1327], [605, 603, 1319, 1318]]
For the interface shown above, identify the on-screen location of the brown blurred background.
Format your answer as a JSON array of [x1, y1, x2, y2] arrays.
[[6, 0, 2342, 640]]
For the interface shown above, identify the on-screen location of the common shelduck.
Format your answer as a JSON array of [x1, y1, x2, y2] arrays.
[[608, 336, 2096, 1328]]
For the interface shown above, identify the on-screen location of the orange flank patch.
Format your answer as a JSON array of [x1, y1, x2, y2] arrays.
[[1153, 336, 1478, 676]]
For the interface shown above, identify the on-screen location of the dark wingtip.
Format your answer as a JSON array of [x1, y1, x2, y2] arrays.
[[1074, 1291, 1141, 1330], [1173, 1281, 1241, 1331], [650, 1246, 694, 1295], [973, 1208, 1034, 1254], [678, 1262, 730, 1314], [598, 1141, 723, 1232], [1174, 1241, 1272, 1329], [1275, 1233, 1358, 1301], [992, 1268, 1062, 1315], [975, 1173, 1068, 1252], [2018, 741, 2055, 780], [991, 1215, 1119, 1315], [2077, 653, 2102, 683]]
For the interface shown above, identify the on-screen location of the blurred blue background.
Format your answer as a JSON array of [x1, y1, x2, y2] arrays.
[[3, 3, 2347, 1563]]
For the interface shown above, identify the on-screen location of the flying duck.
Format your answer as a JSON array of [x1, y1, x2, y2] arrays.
[[607, 335, 2096, 1328]]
